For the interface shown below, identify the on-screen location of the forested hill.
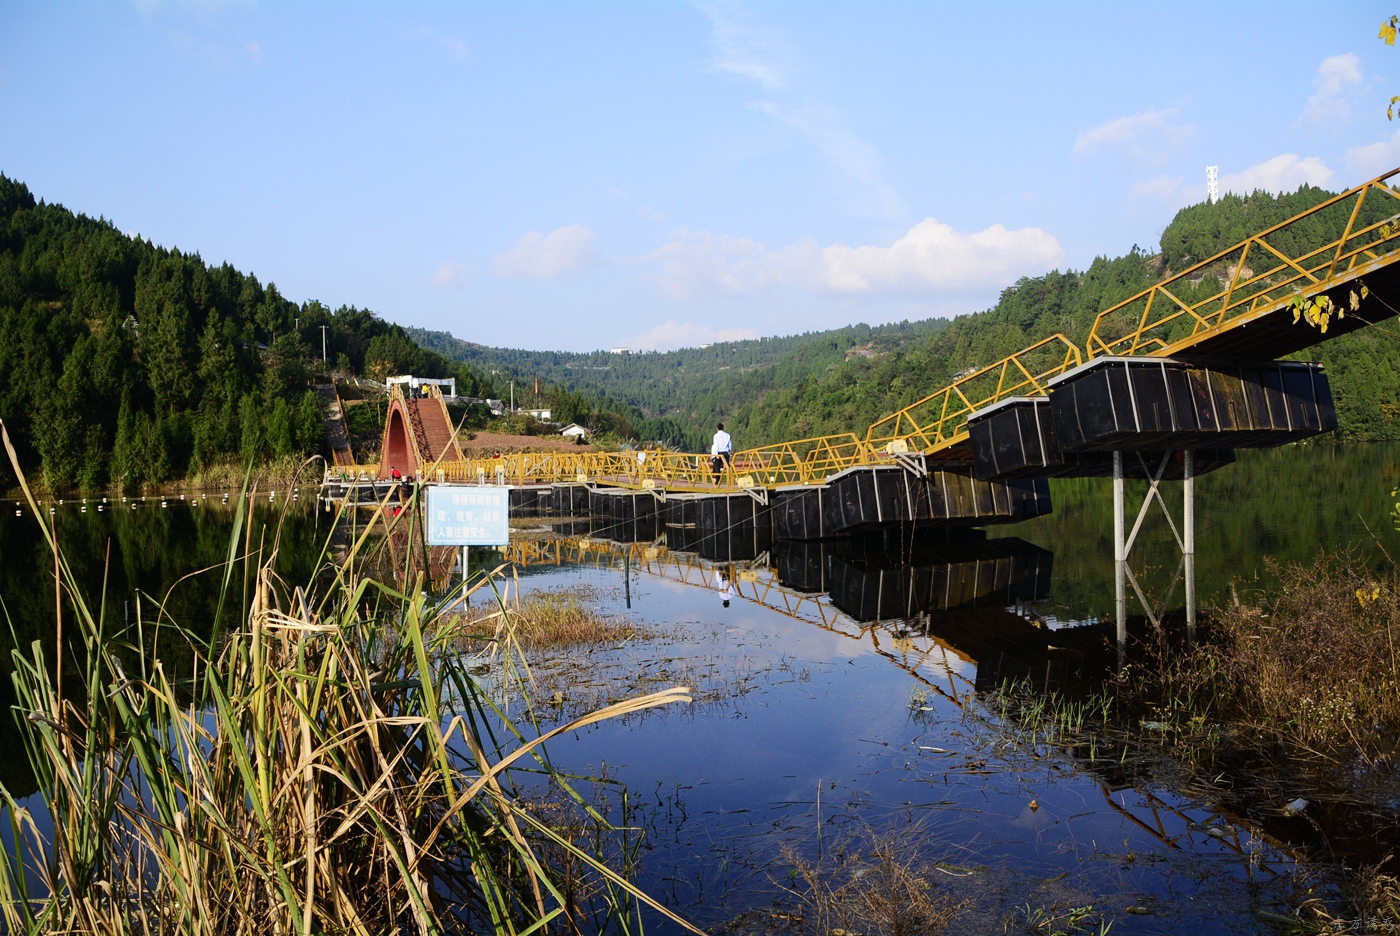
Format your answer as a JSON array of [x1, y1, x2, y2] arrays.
[[406, 318, 949, 450], [415, 183, 1400, 448], [4, 169, 1395, 497], [0, 175, 495, 490]]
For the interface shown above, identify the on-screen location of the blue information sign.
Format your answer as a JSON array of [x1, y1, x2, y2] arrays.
[[425, 485, 511, 546]]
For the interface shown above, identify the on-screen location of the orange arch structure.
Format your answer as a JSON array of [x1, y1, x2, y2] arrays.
[[377, 387, 463, 480]]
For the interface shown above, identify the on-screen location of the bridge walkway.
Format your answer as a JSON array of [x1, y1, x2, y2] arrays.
[[315, 381, 356, 467], [334, 168, 1400, 504]]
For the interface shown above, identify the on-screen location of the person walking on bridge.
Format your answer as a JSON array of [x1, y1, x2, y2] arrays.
[[710, 422, 732, 484]]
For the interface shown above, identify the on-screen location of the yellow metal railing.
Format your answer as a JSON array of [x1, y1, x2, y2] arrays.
[[445, 443, 861, 492], [1087, 167, 1400, 358], [862, 334, 1083, 456], [325, 169, 1400, 492], [328, 337, 1085, 489]]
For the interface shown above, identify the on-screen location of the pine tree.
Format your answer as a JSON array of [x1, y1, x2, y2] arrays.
[[266, 398, 293, 460], [111, 393, 139, 490], [136, 411, 170, 485], [239, 393, 262, 465], [78, 424, 107, 491], [33, 395, 83, 491], [296, 389, 324, 456]]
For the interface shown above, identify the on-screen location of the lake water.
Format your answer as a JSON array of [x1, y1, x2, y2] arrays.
[[2, 442, 1398, 932]]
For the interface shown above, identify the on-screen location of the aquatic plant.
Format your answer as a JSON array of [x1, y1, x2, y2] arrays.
[[1133, 554, 1400, 763], [776, 824, 965, 936], [0, 422, 700, 935], [454, 585, 651, 651], [1008, 902, 1113, 936]]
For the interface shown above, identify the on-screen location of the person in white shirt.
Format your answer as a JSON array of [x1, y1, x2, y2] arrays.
[[710, 422, 732, 483], [715, 567, 734, 608]]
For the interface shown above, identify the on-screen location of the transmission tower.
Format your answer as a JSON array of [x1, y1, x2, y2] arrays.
[[1206, 166, 1219, 205]]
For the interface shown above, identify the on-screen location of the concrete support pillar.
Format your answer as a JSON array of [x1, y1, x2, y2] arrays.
[[1184, 448, 1196, 642], [1113, 450, 1126, 662]]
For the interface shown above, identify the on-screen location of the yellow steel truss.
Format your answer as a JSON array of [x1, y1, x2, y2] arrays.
[[328, 169, 1400, 493], [1086, 168, 1400, 358], [330, 337, 1084, 490], [861, 334, 1082, 457]]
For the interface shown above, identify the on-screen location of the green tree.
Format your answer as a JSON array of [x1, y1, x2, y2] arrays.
[[135, 410, 169, 485], [239, 393, 263, 465], [265, 397, 293, 460], [296, 389, 324, 456], [110, 394, 139, 490]]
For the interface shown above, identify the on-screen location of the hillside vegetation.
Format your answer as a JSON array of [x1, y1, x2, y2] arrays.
[[417, 184, 1400, 448], [0, 175, 651, 491], [4, 173, 1398, 494]]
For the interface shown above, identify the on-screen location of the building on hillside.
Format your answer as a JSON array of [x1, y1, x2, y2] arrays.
[[609, 347, 630, 354], [523, 408, 553, 421], [559, 423, 589, 439]]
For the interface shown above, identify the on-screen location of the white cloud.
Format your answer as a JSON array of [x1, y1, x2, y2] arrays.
[[432, 262, 468, 289], [643, 219, 1063, 300], [1220, 154, 1334, 195], [413, 26, 470, 60], [1130, 175, 1204, 207], [644, 228, 768, 299], [699, 3, 902, 218], [753, 99, 904, 218], [493, 225, 597, 279], [811, 219, 1063, 293], [699, 1, 790, 90], [1074, 108, 1195, 168], [624, 321, 761, 353], [1345, 129, 1400, 181], [167, 29, 260, 67], [1297, 54, 1363, 130]]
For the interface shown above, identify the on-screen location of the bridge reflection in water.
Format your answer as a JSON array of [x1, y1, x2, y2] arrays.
[[494, 520, 1118, 708], [492, 526, 1375, 881]]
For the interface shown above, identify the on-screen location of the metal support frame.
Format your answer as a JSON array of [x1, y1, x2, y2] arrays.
[[1112, 449, 1198, 661], [894, 452, 929, 479], [741, 486, 770, 506]]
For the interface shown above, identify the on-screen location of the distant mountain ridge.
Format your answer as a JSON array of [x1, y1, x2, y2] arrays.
[[411, 183, 1400, 449], [405, 319, 951, 450]]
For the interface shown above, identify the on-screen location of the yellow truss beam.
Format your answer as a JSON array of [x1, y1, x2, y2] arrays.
[[330, 167, 1400, 493], [1086, 167, 1400, 359], [862, 333, 1083, 456]]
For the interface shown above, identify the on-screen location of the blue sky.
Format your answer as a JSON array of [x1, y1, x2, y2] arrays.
[[1, 2, 1396, 352]]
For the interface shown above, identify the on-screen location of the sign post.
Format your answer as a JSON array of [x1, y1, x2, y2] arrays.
[[425, 486, 511, 601]]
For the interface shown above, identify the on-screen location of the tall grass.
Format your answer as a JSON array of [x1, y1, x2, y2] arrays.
[[1115, 554, 1400, 764], [0, 422, 699, 935]]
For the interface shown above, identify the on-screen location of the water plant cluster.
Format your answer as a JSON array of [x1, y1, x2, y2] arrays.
[[0, 425, 699, 935]]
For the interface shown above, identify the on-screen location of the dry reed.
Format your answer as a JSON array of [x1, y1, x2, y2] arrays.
[[0, 421, 700, 936], [775, 825, 964, 936], [1141, 554, 1400, 762], [455, 587, 651, 651]]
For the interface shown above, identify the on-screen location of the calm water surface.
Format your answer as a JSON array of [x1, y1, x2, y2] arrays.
[[2, 443, 1399, 932]]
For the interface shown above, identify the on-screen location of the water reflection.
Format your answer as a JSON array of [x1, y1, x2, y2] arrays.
[[0, 494, 327, 798], [4, 444, 1400, 929]]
